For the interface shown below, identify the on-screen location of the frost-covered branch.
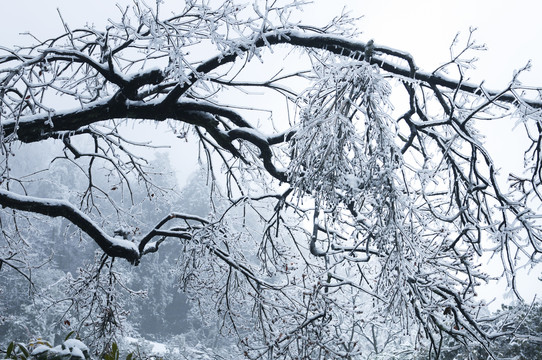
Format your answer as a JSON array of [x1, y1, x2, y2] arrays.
[[2, 1, 542, 358], [0, 189, 140, 264]]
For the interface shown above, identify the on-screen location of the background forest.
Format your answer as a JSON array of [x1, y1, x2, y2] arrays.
[[0, 140, 229, 356]]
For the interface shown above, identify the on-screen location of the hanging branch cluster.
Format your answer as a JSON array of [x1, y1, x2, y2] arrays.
[[1, 1, 542, 358]]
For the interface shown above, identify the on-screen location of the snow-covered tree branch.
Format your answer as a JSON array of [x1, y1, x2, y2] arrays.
[[1, 1, 541, 358]]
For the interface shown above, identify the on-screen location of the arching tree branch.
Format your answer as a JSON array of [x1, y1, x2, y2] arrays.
[[0, 189, 139, 264]]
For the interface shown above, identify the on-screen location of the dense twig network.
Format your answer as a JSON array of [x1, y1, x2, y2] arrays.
[[1, 1, 541, 358]]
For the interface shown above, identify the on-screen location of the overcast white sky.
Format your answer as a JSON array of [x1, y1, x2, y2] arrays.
[[2, 0, 541, 305]]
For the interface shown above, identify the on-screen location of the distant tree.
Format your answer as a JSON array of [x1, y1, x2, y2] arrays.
[[0, 145, 185, 352], [1, 1, 542, 358], [413, 302, 542, 360]]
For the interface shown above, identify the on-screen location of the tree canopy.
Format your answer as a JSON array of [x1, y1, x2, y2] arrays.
[[1, 1, 542, 358]]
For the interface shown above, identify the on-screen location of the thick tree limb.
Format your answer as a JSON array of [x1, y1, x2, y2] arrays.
[[0, 189, 140, 264]]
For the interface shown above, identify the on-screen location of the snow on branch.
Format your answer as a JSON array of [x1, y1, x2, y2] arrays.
[[0, 189, 139, 264], [1, 1, 542, 358]]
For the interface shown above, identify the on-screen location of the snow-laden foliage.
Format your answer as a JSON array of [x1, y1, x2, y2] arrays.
[[1, 1, 542, 359], [288, 59, 397, 209]]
